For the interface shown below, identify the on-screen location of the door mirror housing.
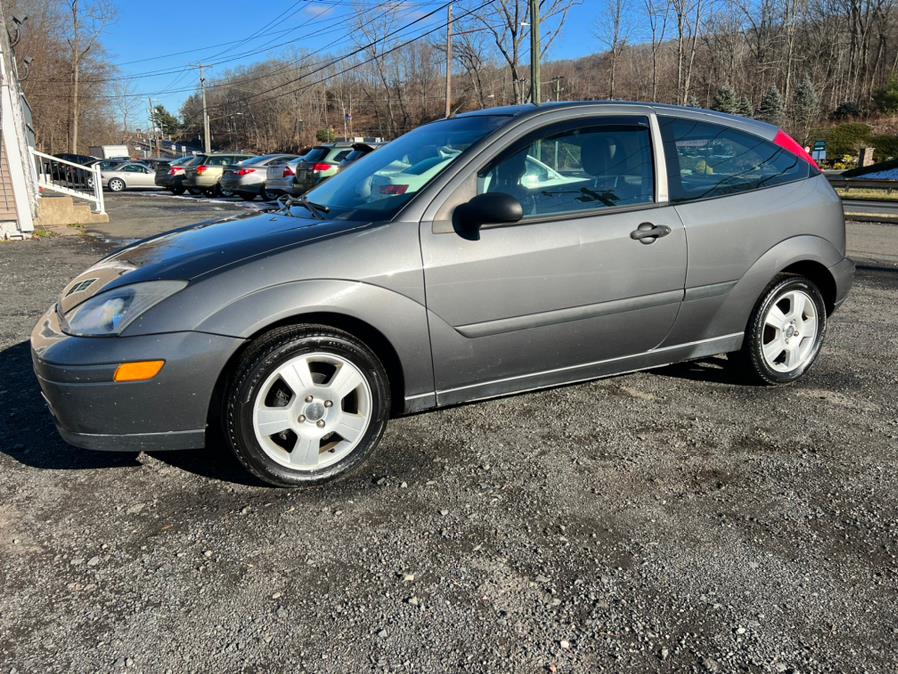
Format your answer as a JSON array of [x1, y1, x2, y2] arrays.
[[453, 192, 523, 241]]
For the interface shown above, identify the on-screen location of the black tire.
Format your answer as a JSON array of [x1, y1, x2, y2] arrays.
[[187, 187, 203, 195], [237, 191, 256, 201], [224, 324, 391, 487], [108, 178, 125, 192], [170, 186, 185, 195], [259, 186, 272, 201], [733, 275, 827, 385]]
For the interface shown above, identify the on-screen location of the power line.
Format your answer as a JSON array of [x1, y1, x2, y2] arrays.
[[206, 0, 497, 113], [28, 1, 458, 102]]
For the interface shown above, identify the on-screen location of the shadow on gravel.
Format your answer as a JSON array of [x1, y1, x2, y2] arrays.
[[0, 340, 267, 485], [148, 447, 266, 488], [652, 355, 746, 385], [0, 341, 140, 470]]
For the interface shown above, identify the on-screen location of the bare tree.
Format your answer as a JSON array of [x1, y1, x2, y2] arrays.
[[596, 0, 631, 98], [644, 0, 671, 101], [66, 0, 115, 152], [469, 0, 577, 104]]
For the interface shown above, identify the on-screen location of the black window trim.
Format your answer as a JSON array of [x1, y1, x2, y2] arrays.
[[479, 115, 657, 225], [657, 114, 813, 206]]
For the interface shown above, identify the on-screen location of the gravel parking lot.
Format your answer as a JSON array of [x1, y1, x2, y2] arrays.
[[1, 198, 897, 672]]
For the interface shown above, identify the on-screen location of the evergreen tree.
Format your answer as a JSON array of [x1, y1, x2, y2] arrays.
[[873, 75, 898, 114], [711, 84, 739, 114], [791, 75, 820, 142], [151, 105, 180, 137], [757, 86, 785, 126], [737, 96, 753, 116]]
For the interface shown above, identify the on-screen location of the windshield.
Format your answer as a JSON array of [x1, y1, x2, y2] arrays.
[[300, 115, 511, 221]]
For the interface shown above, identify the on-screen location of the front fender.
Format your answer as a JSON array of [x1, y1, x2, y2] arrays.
[[196, 279, 434, 403], [661, 234, 844, 347]]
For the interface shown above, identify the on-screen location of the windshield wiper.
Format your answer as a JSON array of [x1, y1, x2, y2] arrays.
[[275, 194, 329, 219], [298, 197, 330, 219]]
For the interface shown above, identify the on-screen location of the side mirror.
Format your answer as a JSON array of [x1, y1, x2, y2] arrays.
[[453, 192, 523, 241]]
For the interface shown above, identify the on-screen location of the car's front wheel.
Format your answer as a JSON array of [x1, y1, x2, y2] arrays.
[[735, 275, 827, 385], [224, 325, 391, 487], [170, 186, 185, 195], [237, 191, 256, 201], [108, 178, 125, 192]]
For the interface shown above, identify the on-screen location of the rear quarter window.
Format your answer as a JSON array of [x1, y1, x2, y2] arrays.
[[659, 116, 811, 202]]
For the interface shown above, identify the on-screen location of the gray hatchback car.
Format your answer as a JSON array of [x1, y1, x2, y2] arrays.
[[32, 102, 853, 487]]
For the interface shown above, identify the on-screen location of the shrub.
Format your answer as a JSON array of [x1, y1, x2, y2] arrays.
[[871, 134, 898, 160], [813, 122, 873, 157]]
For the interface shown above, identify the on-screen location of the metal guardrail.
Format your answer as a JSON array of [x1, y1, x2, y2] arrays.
[[29, 148, 105, 214], [827, 175, 898, 193]]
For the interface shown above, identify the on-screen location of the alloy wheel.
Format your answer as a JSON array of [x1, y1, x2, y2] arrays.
[[251, 352, 372, 471], [760, 289, 819, 373]]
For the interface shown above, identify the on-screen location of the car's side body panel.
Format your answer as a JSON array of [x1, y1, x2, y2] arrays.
[[661, 174, 846, 346]]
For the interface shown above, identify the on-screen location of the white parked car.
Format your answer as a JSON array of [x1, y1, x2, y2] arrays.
[[101, 163, 158, 192]]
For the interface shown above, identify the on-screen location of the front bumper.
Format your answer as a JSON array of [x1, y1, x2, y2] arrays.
[[31, 305, 245, 452]]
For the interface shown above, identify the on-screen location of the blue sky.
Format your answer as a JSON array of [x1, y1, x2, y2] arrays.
[[101, 0, 601, 126]]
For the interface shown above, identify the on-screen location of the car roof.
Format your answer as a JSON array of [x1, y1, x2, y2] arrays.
[[454, 101, 778, 137]]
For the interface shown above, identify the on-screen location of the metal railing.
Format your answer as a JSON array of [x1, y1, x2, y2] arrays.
[[827, 175, 898, 193], [29, 148, 105, 214]]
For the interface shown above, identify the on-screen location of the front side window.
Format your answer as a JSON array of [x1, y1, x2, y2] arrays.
[[477, 117, 655, 218], [659, 116, 812, 202]]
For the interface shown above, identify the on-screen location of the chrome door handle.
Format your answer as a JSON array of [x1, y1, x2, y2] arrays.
[[630, 222, 671, 244]]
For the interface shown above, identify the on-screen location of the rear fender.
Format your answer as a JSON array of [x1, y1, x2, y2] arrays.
[[661, 235, 843, 347]]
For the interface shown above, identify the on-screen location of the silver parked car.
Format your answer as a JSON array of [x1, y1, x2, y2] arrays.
[[101, 162, 159, 191], [220, 154, 299, 201], [32, 102, 853, 487]]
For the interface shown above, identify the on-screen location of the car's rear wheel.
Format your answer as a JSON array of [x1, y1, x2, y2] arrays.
[[259, 186, 272, 201], [170, 186, 185, 195], [108, 178, 125, 192], [734, 275, 827, 385], [224, 325, 391, 487], [187, 187, 203, 195], [237, 191, 256, 201]]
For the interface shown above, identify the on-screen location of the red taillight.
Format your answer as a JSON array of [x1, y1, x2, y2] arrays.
[[282, 166, 295, 177], [380, 184, 409, 195], [237, 168, 256, 176], [167, 167, 184, 176], [773, 129, 819, 170], [196, 165, 208, 175], [311, 163, 331, 173]]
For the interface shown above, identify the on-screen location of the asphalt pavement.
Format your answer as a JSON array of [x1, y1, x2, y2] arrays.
[[1, 193, 897, 672]]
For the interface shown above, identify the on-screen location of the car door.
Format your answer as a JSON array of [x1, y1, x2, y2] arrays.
[[419, 114, 687, 403]]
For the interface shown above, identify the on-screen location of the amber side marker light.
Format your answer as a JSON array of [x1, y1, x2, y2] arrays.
[[114, 360, 165, 383]]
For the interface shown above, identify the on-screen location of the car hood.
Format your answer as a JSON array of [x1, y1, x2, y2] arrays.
[[58, 210, 369, 314]]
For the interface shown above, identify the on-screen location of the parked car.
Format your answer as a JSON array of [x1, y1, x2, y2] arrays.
[[220, 154, 299, 201], [263, 153, 307, 199], [290, 143, 357, 195], [156, 155, 205, 195], [48, 153, 98, 188], [101, 162, 159, 192], [139, 157, 172, 171], [95, 158, 128, 172], [339, 142, 382, 167], [32, 102, 854, 487], [183, 153, 255, 196]]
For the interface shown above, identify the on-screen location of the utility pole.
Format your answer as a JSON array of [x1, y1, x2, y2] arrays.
[[529, 0, 541, 104], [445, 1, 453, 117], [551, 75, 564, 101], [191, 64, 212, 154], [147, 96, 155, 157]]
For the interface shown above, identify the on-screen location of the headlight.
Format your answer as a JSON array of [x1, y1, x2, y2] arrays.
[[63, 281, 187, 336]]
